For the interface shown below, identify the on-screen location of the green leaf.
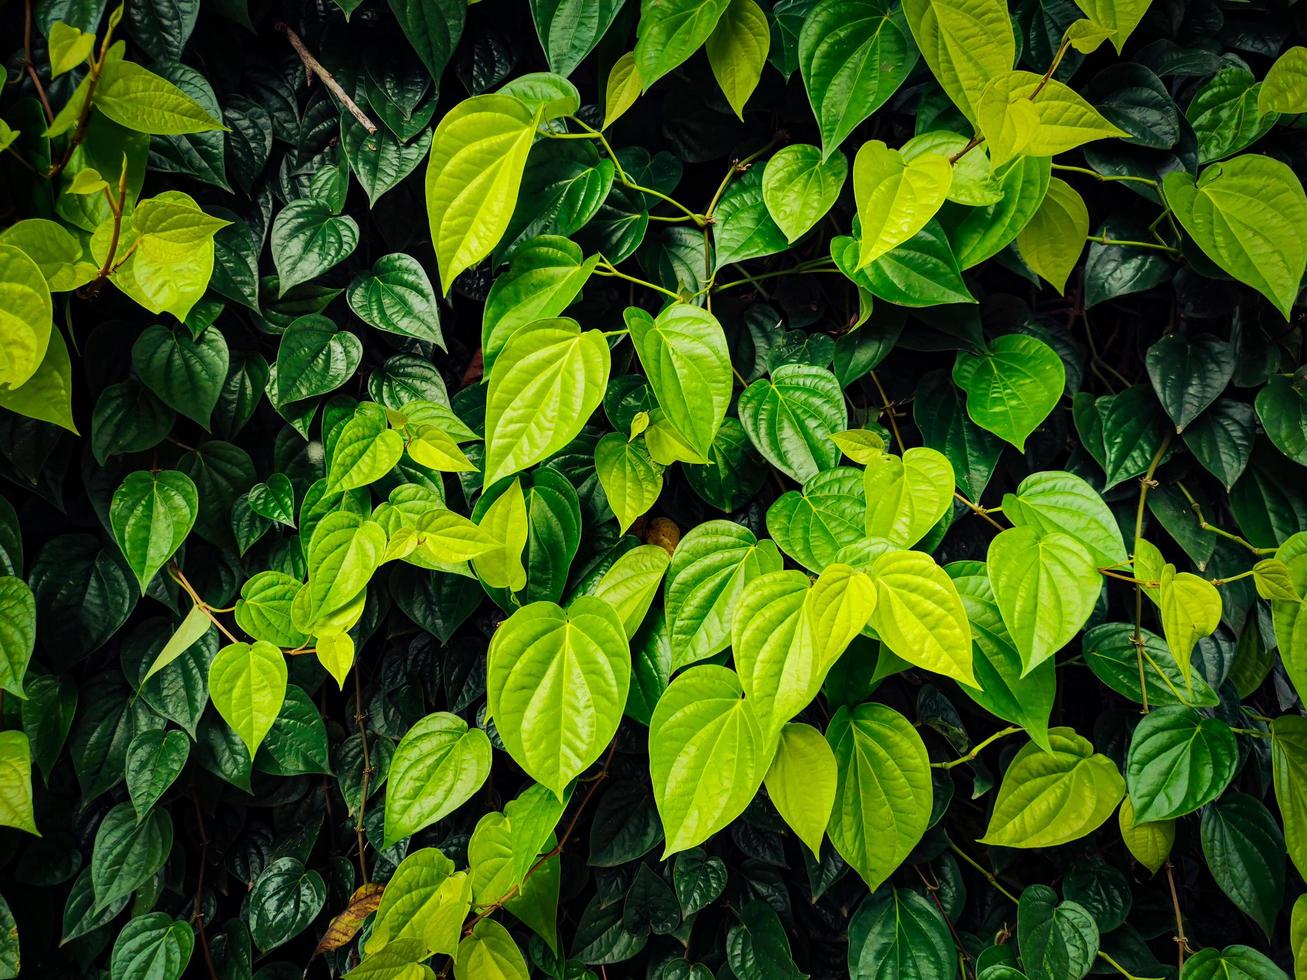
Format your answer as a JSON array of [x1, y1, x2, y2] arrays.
[[1071, 0, 1150, 51], [1272, 715, 1307, 880], [383, 712, 492, 847], [208, 640, 288, 758], [1126, 706, 1236, 822], [368, 848, 470, 955], [270, 198, 359, 295], [988, 525, 1101, 675], [235, 571, 310, 648], [827, 702, 931, 889], [109, 470, 199, 592], [1003, 470, 1127, 568], [864, 446, 954, 548], [664, 520, 783, 669], [1083, 622, 1219, 708], [94, 60, 224, 134], [92, 802, 172, 910], [764, 722, 836, 855], [853, 139, 952, 267], [595, 433, 663, 533], [109, 913, 193, 980], [0, 218, 97, 290], [275, 316, 363, 405], [0, 243, 54, 391], [425, 95, 540, 290], [634, 0, 732, 88], [833, 226, 975, 307], [1145, 334, 1235, 434], [848, 887, 953, 979], [1017, 885, 1100, 980], [626, 304, 732, 458], [953, 334, 1065, 451], [48, 22, 96, 76], [1256, 374, 1307, 466], [131, 322, 228, 428], [1260, 46, 1307, 114], [1187, 67, 1276, 164], [766, 467, 866, 572], [762, 144, 848, 242], [949, 561, 1055, 750], [1016, 177, 1088, 294], [603, 52, 642, 128], [978, 71, 1128, 167], [326, 403, 405, 492], [738, 363, 847, 482], [456, 919, 528, 980], [902, 0, 1015, 123], [799, 0, 917, 159], [482, 236, 597, 372], [951, 154, 1051, 269], [1158, 566, 1221, 689], [0, 577, 35, 698], [712, 166, 789, 269], [649, 665, 765, 856], [0, 731, 37, 835], [1201, 793, 1285, 937], [1181, 946, 1289, 980], [586, 544, 669, 638], [980, 728, 1124, 848], [347, 254, 444, 346], [530, 0, 626, 77], [248, 857, 326, 952], [487, 598, 629, 798], [483, 319, 610, 484], [1162, 155, 1307, 320], [386, 0, 464, 82], [705, 0, 770, 118], [342, 120, 431, 208], [125, 728, 189, 817], [727, 900, 805, 980], [1118, 795, 1175, 875], [870, 549, 976, 687]]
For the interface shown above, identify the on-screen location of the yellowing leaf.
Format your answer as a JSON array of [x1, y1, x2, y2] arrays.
[[852, 139, 952, 267], [901, 0, 1015, 123], [603, 52, 642, 128], [1016, 176, 1088, 294], [314, 883, 384, 956], [1117, 796, 1174, 875], [425, 95, 541, 291], [977, 70, 1128, 166]]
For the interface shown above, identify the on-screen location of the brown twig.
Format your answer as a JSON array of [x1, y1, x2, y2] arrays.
[[1164, 861, 1189, 970], [353, 674, 372, 885], [23, 0, 55, 125], [274, 22, 377, 134], [190, 785, 219, 980]]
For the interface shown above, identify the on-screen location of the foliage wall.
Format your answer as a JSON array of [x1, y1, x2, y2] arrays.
[[1, 0, 1306, 977]]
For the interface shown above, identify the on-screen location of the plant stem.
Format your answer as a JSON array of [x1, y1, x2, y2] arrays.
[[1175, 482, 1276, 555], [870, 371, 906, 453], [945, 837, 1019, 904], [955, 491, 1006, 531], [594, 259, 680, 300], [1164, 861, 1189, 970], [275, 22, 377, 134], [353, 676, 372, 884], [932, 726, 1021, 769], [23, 0, 55, 126], [710, 263, 838, 293], [1097, 951, 1162, 980], [1052, 163, 1159, 187], [168, 563, 242, 645], [1131, 434, 1172, 714], [1086, 235, 1180, 254]]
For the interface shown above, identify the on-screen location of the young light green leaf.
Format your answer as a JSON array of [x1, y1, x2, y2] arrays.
[[852, 139, 952, 267], [482, 236, 597, 372], [761, 145, 848, 243], [988, 525, 1102, 675], [603, 52, 642, 128], [326, 403, 405, 492], [863, 446, 954, 548], [1016, 177, 1088, 294], [869, 549, 976, 687], [649, 665, 765, 856], [0, 243, 54, 391], [901, 0, 1015, 123], [208, 640, 288, 758], [0, 578, 35, 699], [953, 334, 1066, 451], [487, 598, 630, 798], [1158, 566, 1221, 689], [383, 712, 492, 847], [827, 703, 931, 889], [977, 71, 1128, 166], [426, 95, 541, 290], [705, 0, 770, 118], [1260, 46, 1307, 114], [980, 728, 1125, 847], [634, 0, 732, 89], [586, 544, 670, 638], [455, 919, 528, 980], [94, 60, 224, 134], [1004, 470, 1127, 568], [764, 722, 836, 855], [1118, 796, 1175, 875], [0, 731, 37, 835], [595, 433, 663, 533]]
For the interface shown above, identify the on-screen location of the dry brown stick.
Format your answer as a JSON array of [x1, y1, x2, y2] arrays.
[[274, 22, 377, 134]]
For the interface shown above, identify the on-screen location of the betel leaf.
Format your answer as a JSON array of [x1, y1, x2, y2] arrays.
[[870, 548, 976, 687], [625, 304, 731, 458], [1162, 154, 1307, 320], [208, 640, 288, 759], [953, 334, 1065, 451], [483, 319, 610, 484], [1145, 333, 1235, 433], [347, 254, 445, 347], [1256, 375, 1307, 467], [487, 598, 630, 799], [711, 166, 788, 269], [863, 446, 954, 548], [109, 913, 193, 980], [902, 0, 1014, 123], [1260, 46, 1307, 115], [1201, 793, 1286, 937], [705, 0, 770, 119], [425, 94, 540, 290], [649, 665, 765, 856], [91, 802, 173, 911], [270, 198, 359, 296], [1016, 177, 1088, 294], [766, 467, 866, 571], [387, 0, 464, 83], [0, 731, 37, 835], [848, 887, 954, 979], [109, 470, 199, 592], [1017, 885, 1100, 980], [737, 363, 847, 483], [1003, 470, 1127, 568], [1180, 946, 1291, 980], [977, 71, 1128, 167], [383, 712, 492, 846], [764, 722, 837, 855], [826, 702, 931, 889], [1126, 705, 1237, 822], [852, 139, 952, 268], [762, 144, 848, 242], [595, 433, 662, 533], [799, 0, 917, 159], [980, 728, 1124, 848], [634, 0, 732, 89], [0, 243, 54, 391], [131, 322, 228, 428], [0, 578, 36, 699], [988, 525, 1102, 675], [530, 0, 626, 77]]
